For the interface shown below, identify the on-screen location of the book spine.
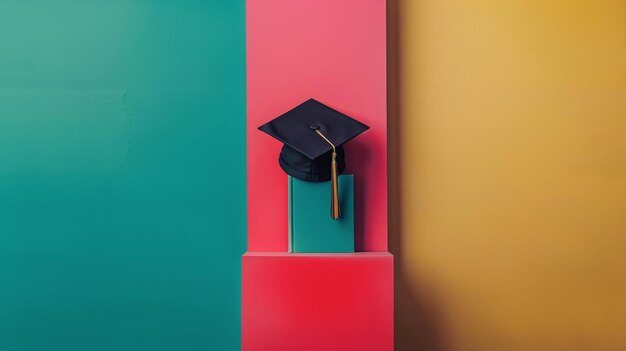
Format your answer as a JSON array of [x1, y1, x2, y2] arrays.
[[288, 176, 294, 252]]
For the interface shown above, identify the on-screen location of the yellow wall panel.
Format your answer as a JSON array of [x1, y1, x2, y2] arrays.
[[391, 1, 626, 350]]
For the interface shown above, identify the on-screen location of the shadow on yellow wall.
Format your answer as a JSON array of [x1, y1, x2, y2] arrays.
[[389, 1, 626, 350], [388, 1, 447, 350]]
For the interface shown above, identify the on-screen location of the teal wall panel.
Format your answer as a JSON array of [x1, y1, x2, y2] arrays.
[[0, 1, 245, 350]]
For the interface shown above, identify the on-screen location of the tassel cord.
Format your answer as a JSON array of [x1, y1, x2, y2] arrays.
[[315, 129, 341, 219]]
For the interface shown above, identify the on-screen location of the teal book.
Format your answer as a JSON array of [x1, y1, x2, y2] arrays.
[[288, 175, 355, 253]]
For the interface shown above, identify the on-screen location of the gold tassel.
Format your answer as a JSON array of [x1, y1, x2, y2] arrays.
[[315, 129, 341, 219], [330, 150, 340, 219]]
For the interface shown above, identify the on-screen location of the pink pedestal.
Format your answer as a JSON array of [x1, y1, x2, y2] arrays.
[[242, 252, 394, 351]]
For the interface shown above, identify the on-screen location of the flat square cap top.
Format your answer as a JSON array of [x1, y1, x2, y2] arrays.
[[258, 99, 369, 160]]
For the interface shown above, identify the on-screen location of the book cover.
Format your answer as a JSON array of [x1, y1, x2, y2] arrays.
[[288, 175, 355, 253]]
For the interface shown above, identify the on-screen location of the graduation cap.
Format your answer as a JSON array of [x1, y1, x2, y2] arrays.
[[258, 98, 369, 219]]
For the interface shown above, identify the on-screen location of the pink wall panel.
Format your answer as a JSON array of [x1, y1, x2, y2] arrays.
[[247, 0, 387, 251]]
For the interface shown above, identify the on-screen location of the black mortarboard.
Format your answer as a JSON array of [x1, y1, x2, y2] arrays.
[[258, 98, 369, 219]]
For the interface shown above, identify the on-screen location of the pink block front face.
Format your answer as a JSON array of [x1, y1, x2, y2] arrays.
[[242, 253, 394, 351], [246, 0, 388, 252]]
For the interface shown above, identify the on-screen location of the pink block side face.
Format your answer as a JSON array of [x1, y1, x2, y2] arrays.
[[242, 253, 394, 351], [246, 0, 388, 251]]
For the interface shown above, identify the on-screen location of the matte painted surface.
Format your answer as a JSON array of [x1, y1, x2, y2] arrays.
[[289, 175, 354, 253], [0, 2, 245, 350], [242, 252, 394, 351], [247, 0, 388, 252], [391, 1, 626, 350]]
